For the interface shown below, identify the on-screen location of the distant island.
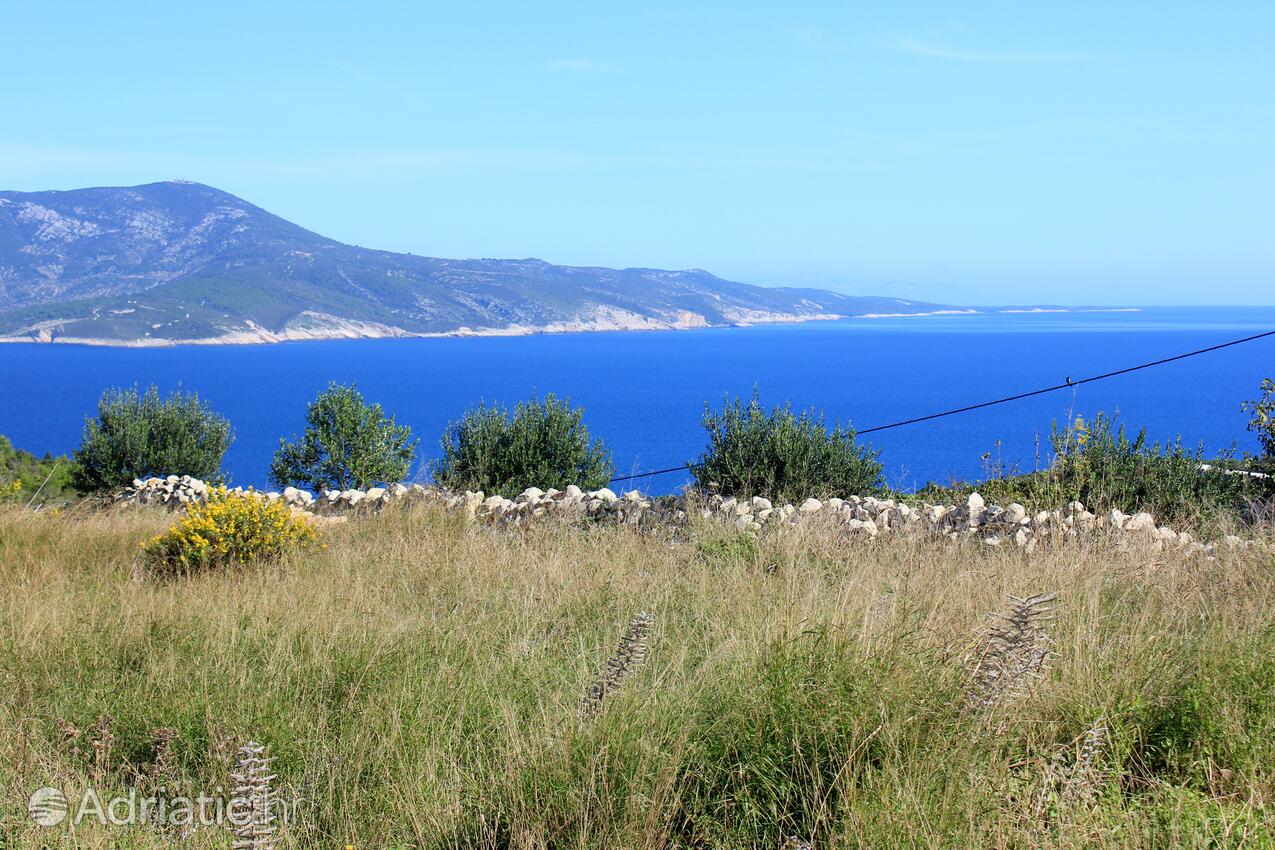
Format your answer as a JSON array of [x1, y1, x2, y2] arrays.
[[0, 181, 973, 346]]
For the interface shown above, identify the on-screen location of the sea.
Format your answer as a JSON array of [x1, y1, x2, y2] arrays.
[[1, 307, 1272, 493]]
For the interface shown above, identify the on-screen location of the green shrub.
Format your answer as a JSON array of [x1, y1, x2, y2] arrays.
[[1242, 378, 1275, 459], [433, 393, 614, 495], [1051, 413, 1258, 524], [271, 382, 417, 491], [913, 412, 1262, 527], [689, 391, 882, 503], [0, 435, 76, 505], [70, 385, 233, 494], [142, 486, 319, 575]]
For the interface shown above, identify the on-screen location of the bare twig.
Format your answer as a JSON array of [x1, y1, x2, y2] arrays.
[[24, 460, 60, 510]]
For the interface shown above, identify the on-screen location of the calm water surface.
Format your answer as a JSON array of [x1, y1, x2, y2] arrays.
[[1, 307, 1272, 492]]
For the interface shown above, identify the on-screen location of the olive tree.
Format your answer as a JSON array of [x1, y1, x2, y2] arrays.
[[433, 393, 613, 495], [71, 385, 234, 494], [270, 383, 417, 491], [689, 390, 882, 503]]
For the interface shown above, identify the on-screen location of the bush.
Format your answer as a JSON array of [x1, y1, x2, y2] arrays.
[[433, 393, 614, 495], [1050, 414, 1257, 524], [271, 383, 417, 491], [71, 385, 233, 494], [689, 391, 882, 503], [1242, 378, 1275, 459], [143, 487, 318, 574], [915, 413, 1263, 527], [0, 479, 22, 504]]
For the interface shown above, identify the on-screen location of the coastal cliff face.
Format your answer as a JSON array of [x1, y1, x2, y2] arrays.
[[0, 181, 946, 345]]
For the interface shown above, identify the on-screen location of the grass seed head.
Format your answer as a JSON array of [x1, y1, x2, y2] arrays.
[[967, 592, 1058, 710], [580, 611, 655, 719]]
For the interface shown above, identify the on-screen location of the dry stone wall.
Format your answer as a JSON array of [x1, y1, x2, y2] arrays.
[[114, 475, 1260, 557]]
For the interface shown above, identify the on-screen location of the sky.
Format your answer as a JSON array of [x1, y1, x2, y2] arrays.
[[1, 1, 1272, 305]]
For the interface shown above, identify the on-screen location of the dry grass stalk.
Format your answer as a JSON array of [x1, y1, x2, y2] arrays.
[[1032, 718, 1111, 820], [967, 592, 1058, 710], [55, 718, 82, 760], [1061, 719, 1110, 806], [206, 720, 238, 774], [55, 717, 81, 742], [88, 714, 116, 785], [580, 611, 654, 719], [148, 726, 180, 790], [230, 740, 279, 850]]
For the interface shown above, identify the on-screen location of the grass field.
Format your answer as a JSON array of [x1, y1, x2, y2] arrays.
[[1, 503, 1272, 848]]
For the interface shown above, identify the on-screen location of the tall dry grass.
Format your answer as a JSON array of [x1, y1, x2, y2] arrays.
[[0, 503, 1271, 848]]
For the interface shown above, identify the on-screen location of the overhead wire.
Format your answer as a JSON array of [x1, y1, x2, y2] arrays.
[[606, 329, 1275, 484]]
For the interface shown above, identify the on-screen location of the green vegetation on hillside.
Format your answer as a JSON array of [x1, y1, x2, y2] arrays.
[[909, 412, 1270, 528], [5, 377, 1274, 535], [0, 434, 75, 505], [0, 379, 1271, 847], [1243, 377, 1275, 463]]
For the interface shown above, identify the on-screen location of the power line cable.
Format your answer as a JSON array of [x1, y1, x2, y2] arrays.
[[607, 328, 1275, 485]]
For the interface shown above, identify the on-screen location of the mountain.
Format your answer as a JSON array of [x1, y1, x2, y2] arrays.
[[0, 181, 955, 345]]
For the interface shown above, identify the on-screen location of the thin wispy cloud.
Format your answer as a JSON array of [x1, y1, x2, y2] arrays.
[[888, 36, 1098, 64], [328, 61, 380, 85], [790, 26, 826, 50], [546, 58, 616, 73]]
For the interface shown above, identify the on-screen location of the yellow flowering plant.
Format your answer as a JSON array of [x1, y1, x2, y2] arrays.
[[143, 486, 319, 574]]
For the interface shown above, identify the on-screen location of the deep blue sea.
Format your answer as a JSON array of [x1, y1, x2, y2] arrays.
[[1, 307, 1272, 493]]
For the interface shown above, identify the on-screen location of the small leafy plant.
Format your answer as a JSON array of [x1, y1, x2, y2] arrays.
[[433, 393, 614, 495], [143, 487, 318, 574], [696, 531, 760, 565], [1241, 378, 1275, 459], [71, 385, 233, 494], [690, 390, 882, 503], [271, 383, 417, 491]]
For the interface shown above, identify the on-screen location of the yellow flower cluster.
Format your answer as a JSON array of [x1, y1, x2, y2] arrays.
[[143, 486, 319, 574], [0, 479, 22, 503], [1072, 415, 1090, 448]]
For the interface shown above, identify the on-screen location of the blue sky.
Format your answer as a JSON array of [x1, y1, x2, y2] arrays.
[[2, 1, 1272, 305]]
